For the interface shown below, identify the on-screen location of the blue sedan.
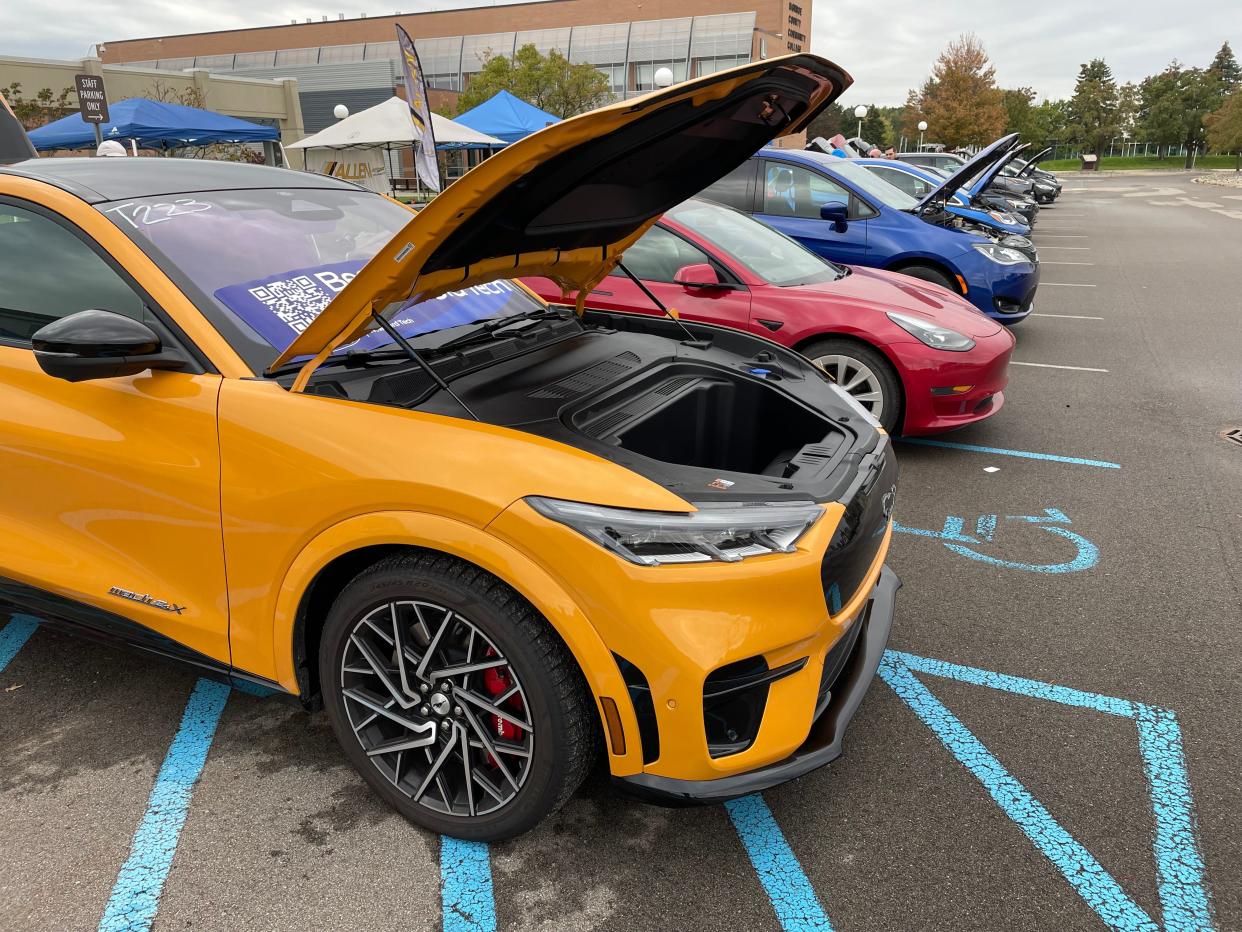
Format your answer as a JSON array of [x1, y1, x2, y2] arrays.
[[700, 148, 1039, 325]]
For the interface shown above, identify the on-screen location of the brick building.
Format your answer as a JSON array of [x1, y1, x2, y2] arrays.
[[99, 0, 809, 134]]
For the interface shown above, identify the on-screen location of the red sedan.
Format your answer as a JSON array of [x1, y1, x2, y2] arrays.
[[524, 198, 1014, 436]]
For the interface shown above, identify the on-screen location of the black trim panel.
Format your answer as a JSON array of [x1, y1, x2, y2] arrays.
[[0, 575, 290, 694]]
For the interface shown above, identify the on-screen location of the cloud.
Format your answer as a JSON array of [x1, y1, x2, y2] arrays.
[[2, 0, 1238, 105]]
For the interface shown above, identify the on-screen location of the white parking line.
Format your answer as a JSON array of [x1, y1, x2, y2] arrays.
[[1011, 361, 1109, 372], [1042, 261, 1095, 266], [1040, 282, 1096, 287], [1030, 313, 1105, 320]]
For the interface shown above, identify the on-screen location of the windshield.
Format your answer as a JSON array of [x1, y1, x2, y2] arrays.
[[815, 157, 921, 210], [100, 187, 543, 372], [667, 199, 845, 286]]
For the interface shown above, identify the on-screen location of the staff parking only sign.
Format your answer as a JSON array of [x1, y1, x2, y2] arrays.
[[73, 74, 109, 123]]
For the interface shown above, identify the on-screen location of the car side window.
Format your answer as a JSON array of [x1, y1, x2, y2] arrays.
[[762, 164, 850, 220], [700, 162, 755, 211], [0, 203, 146, 345], [872, 166, 930, 199], [612, 225, 714, 284]]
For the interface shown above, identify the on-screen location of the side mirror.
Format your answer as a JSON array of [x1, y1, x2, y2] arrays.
[[819, 202, 849, 232], [32, 309, 188, 383], [673, 263, 722, 289]]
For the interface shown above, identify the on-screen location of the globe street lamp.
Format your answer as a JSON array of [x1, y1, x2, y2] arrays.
[[917, 120, 928, 149], [854, 105, 868, 139], [333, 104, 349, 120], [654, 67, 675, 89]]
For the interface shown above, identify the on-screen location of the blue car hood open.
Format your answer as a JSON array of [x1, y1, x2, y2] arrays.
[[916, 133, 1021, 210]]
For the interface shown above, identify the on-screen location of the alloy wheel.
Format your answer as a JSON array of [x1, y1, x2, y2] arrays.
[[340, 599, 535, 818], [814, 353, 885, 421]]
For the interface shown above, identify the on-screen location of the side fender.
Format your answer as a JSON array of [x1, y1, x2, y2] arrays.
[[270, 510, 644, 775]]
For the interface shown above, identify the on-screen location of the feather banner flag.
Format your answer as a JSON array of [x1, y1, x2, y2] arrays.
[[396, 24, 441, 192]]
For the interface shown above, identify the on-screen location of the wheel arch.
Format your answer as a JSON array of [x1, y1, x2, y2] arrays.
[[792, 331, 907, 434], [885, 256, 964, 294], [274, 510, 645, 776]]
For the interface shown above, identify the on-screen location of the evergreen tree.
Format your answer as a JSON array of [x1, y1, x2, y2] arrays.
[[1208, 41, 1241, 92], [1065, 59, 1119, 154]]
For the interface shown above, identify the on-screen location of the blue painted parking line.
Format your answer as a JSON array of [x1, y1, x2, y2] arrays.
[[898, 437, 1121, 469], [881, 651, 1213, 931], [0, 614, 39, 672], [441, 837, 498, 932], [99, 678, 232, 932], [725, 795, 833, 932]]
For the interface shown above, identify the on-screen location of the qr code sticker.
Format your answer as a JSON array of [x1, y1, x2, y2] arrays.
[[248, 275, 331, 333]]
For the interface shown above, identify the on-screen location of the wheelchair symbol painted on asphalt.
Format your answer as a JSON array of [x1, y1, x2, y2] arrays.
[[893, 507, 1099, 573]]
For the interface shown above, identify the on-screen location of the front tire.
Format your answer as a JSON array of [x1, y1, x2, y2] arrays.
[[802, 337, 903, 434], [319, 551, 597, 841], [896, 263, 957, 292]]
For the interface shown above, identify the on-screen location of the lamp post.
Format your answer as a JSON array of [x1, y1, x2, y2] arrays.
[[917, 120, 928, 149], [854, 105, 868, 139]]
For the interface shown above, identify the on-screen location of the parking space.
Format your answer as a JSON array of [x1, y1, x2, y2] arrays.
[[2, 172, 1239, 931]]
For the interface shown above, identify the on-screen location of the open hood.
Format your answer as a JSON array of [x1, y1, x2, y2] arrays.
[[916, 133, 1020, 211], [271, 54, 850, 381], [0, 91, 38, 165], [971, 142, 1030, 196], [1017, 146, 1052, 177]]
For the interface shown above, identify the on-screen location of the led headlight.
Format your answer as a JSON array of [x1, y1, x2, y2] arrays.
[[886, 310, 975, 351], [988, 210, 1018, 224], [526, 498, 822, 565], [973, 243, 1029, 265]]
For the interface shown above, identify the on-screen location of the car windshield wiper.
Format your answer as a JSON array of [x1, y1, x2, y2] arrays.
[[430, 308, 571, 354]]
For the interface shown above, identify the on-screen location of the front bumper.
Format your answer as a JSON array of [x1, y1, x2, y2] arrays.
[[614, 564, 900, 804]]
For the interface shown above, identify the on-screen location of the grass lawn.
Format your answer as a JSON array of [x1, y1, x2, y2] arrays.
[[1042, 155, 1242, 172]]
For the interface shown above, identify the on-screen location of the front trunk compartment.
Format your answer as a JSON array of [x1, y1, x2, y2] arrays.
[[570, 364, 848, 480]]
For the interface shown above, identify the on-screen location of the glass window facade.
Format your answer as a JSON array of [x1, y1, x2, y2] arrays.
[[129, 11, 770, 101], [318, 43, 365, 64], [514, 28, 571, 56], [274, 47, 319, 66], [461, 32, 516, 76]]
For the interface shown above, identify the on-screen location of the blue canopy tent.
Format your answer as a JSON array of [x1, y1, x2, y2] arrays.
[[452, 91, 560, 145], [28, 98, 278, 151]]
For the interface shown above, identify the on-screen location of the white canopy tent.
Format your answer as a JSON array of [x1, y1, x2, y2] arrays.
[[288, 97, 504, 193]]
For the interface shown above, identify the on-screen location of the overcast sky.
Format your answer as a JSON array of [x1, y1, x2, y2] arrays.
[[3, 0, 1239, 105]]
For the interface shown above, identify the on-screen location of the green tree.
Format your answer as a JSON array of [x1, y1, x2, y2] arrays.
[[1207, 41, 1241, 93], [859, 105, 891, 149], [1065, 59, 1119, 154], [455, 44, 611, 118], [918, 34, 1007, 148], [1138, 62, 1216, 164], [804, 102, 848, 144], [1205, 91, 1242, 168], [897, 88, 927, 146], [1001, 87, 1038, 141]]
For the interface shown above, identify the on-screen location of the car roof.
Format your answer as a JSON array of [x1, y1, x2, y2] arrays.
[[758, 147, 841, 170], [0, 157, 360, 204]]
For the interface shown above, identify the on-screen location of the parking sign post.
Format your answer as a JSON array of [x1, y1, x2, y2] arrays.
[[73, 73, 109, 154]]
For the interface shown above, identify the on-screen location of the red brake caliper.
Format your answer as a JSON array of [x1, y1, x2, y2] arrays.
[[480, 648, 522, 767]]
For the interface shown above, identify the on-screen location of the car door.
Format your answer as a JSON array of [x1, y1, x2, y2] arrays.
[[586, 224, 752, 330], [753, 161, 870, 264], [0, 196, 230, 665]]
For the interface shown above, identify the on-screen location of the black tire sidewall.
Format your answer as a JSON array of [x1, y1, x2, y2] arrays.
[[319, 560, 576, 841]]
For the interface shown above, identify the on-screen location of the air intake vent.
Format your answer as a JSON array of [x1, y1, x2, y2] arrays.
[[528, 351, 640, 399]]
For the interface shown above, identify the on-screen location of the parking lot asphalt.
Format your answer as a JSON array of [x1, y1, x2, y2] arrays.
[[2, 172, 1239, 932]]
